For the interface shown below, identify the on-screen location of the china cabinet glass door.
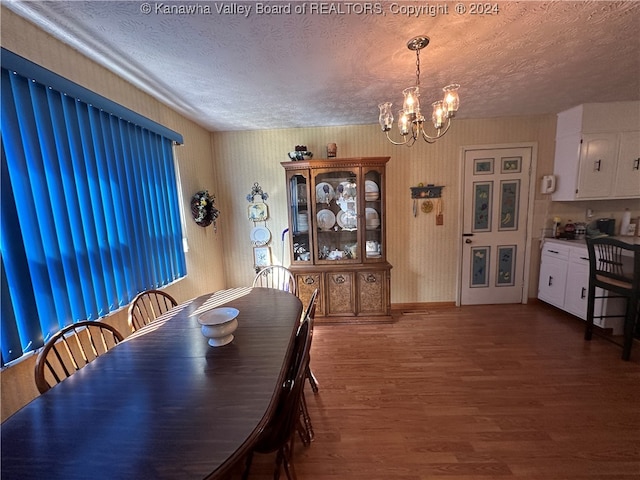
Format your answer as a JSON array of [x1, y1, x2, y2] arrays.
[[313, 169, 359, 264], [363, 168, 383, 260], [288, 173, 312, 263]]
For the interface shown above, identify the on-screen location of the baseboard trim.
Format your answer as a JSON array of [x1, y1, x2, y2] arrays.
[[391, 302, 457, 314]]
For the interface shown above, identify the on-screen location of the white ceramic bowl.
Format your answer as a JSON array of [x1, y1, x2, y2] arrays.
[[198, 307, 239, 347]]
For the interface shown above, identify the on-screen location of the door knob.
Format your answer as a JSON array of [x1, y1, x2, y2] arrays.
[[465, 238, 472, 244]]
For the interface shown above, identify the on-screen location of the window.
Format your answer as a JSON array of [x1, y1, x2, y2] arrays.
[[1, 49, 186, 366]]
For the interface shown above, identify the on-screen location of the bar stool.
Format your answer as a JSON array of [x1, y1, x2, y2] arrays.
[[584, 237, 640, 360]]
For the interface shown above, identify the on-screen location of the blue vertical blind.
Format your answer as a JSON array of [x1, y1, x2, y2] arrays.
[[1, 53, 186, 366]]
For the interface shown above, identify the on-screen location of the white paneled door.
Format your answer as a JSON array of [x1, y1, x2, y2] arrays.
[[460, 147, 532, 305]]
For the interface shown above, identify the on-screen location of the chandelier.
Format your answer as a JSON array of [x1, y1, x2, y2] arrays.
[[378, 36, 460, 146]]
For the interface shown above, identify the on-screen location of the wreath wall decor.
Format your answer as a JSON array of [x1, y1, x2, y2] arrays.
[[191, 190, 219, 231]]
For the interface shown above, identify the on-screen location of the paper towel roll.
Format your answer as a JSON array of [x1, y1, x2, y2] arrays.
[[619, 209, 631, 236]]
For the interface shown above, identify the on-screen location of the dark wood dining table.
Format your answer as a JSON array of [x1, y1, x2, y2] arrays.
[[1, 287, 303, 479]]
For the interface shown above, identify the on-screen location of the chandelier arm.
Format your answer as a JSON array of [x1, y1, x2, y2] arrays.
[[420, 118, 452, 142], [384, 130, 413, 146]]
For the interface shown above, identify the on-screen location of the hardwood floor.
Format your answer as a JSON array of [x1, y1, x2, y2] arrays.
[[239, 302, 640, 479]]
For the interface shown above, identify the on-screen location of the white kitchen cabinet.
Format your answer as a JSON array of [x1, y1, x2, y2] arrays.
[[538, 241, 569, 307], [538, 239, 625, 334], [563, 249, 590, 318], [552, 101, 640, 201], [613, 130, 640, 197], [576, 133, 619, 198]]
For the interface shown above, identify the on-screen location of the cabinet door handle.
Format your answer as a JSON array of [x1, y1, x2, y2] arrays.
[[594, 159, 601, 172], [548, 276, 553, 286], [579, 257, 589, 261], [303, 276, 316, 285], [547, 249, 559, 254], [634, 158, 640, 170], [334, 275, 346, 284], [365, 274, 377, 283], [581, 287, 586, 299]]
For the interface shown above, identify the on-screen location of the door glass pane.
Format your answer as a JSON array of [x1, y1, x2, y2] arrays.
[[474, 158, 494, 174], [501, 156, 522, 173], [499, 180, 519, 231], [473, 181, 492, 232], [470, 246, 490, 287], [496, 245, 516, 286]]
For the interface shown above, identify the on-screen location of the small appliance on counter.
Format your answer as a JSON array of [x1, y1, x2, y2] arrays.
[[596, 218, 616, 236], [563, 221, 576, 239]]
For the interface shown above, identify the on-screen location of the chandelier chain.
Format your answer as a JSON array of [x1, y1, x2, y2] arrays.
[[415, 48, 421, 88]]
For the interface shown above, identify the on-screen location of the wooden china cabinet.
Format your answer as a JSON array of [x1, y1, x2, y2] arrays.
[[281, 157, 392, 323]]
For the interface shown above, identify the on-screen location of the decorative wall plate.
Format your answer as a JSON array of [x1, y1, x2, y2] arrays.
[[248, 202, 268, 221], [250, 226, 271, 245], [421, 200, 433, 213]]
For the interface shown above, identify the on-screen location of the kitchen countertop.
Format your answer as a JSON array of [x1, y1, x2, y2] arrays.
[[542, 236, 640, 247]]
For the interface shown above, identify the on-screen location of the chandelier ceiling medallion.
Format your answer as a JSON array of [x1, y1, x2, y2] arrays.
[[378, 36, 460, 146]]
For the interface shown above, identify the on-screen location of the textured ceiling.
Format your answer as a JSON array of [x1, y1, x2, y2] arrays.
[[4, 0, 640, 131]]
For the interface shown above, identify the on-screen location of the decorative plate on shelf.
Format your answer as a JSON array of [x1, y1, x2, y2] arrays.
[[336, 210, 357, 230], [317, 209, 336, 231], [337, 181, 357, 200], [365, 180, 380, 201], [365, 207, 379, 221], [250, 226, 271, 245], [315, 182, 335, 204], [365, 207, 380, 230], [336, 197, 357, 214]]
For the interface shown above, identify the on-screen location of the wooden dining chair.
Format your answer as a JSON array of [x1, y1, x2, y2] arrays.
[[303, 288, 319, 393], [128, 289, 177, 332], [34, 320, 124, 394], [298, 288, 318, 447], [242, 314, 312, 480], [252, 265, 297, 294], [584, 237, 640, 360]]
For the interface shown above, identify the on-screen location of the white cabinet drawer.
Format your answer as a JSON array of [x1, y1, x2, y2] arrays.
[[569, 248, 590, 265], [541, 242, 571, 260]]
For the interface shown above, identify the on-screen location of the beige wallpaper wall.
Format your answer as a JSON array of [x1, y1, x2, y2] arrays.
[[213, 117, 559, 304]]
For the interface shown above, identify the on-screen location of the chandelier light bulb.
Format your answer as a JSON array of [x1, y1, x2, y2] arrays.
[[402, 87, 420, 116], [431, 101, 445, 129], [398, 110, 410, 136], [443, 84, 460, 118]]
